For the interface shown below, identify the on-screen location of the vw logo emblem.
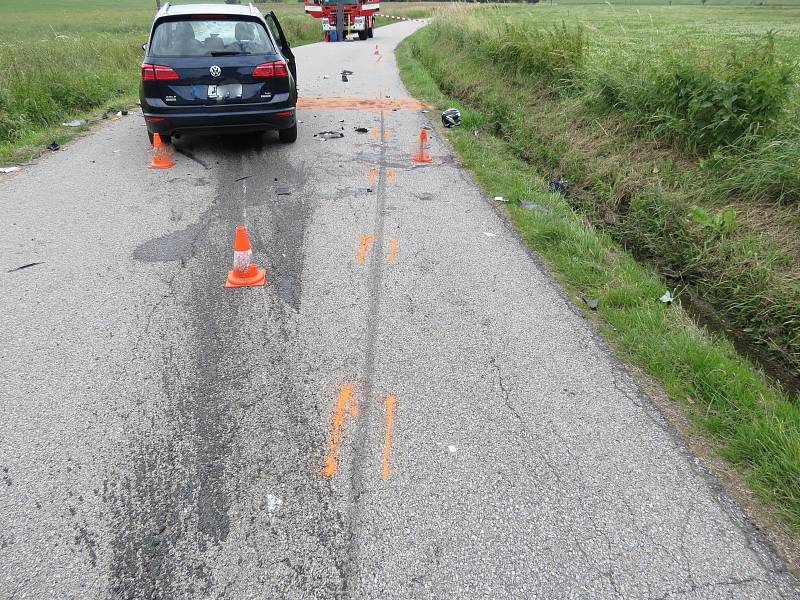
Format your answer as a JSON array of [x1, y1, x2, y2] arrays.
[[210, 65, 221, 77]]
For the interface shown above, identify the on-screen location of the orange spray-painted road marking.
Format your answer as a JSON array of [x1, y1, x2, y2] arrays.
[[383, 127, 393, 142], [358, 234, 376, 265], [322, 384, 358, 478], [296, 97, 425, 111], [382, 394, 397, 481], [368, 167, 377, 185], [388, 239, 398, 262], [370, 127, 380, 141], [387, 170, 397, 184]]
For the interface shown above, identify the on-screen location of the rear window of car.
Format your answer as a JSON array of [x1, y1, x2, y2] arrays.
[[150, 18, 275, 57]]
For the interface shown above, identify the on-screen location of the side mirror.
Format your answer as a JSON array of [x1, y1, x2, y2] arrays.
[[142, 42, 148, 51]]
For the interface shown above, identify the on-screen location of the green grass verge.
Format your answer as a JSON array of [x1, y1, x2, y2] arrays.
[[397, 27, 800, 533]]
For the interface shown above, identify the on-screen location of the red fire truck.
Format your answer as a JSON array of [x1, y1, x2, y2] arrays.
[[304, 0, 379, 41]]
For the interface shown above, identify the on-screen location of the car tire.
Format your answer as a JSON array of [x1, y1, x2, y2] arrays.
[[279, 123, 297, 143], [358, 30, 368, 41], [367, 26, 373, 38]]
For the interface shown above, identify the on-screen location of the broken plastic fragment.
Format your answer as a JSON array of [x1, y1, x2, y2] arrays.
[[520, 200, 548, 212], [494, 196, 508, 203], [548, 176, 567, 195], [315, 131, 344, 140], [483, 232, 497, 237], [47, 142, 60, 152], [660, 291, 673, 304], [354, 127, 369, 133], [587, 298, 599, 310], [448, 445, 458, 453], [276, 187, 291, 196], [0, 166, 21, 173], [62, 119, 87, 127]]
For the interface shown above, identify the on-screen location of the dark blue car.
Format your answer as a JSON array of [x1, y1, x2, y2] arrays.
[[140, 3, 298, 144]]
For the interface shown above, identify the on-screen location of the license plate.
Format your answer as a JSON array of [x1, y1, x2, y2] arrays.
[[208, 84, 242, 100]]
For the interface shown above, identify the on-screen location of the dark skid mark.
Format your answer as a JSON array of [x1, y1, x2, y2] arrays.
[[175, 147, 210, 170], [132, 210, 214, 263], [7, 262, 42, 272]]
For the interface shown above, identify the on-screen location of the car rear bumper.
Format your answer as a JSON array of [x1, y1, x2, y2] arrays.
[[143, 105, 296, 136]]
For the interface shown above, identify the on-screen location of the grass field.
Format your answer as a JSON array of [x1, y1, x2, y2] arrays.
[[0, 0, 435, 163], [398, 2, 800, 541]]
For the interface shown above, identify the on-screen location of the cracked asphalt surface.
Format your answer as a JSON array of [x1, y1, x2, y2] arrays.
[[1, 20, 799, 600]]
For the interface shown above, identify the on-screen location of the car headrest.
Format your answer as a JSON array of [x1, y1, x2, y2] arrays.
[[235, 22, 255, 42]]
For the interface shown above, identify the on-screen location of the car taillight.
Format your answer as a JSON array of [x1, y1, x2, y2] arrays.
[[252, 61, 289, 78], [141, 63, 180, 81]]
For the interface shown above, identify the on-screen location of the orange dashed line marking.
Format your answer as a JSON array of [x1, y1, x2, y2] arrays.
[[388, 170, 396, 184], [382, 394, 397, 481], [358, 234, 376, 265], [388, 239, 398, 262], [368, 167, 377, 185], [384, 128, 393, 142], [370, 127, 380, 141], [322, 384, 358, 478]]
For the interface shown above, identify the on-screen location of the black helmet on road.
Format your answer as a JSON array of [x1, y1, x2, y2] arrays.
[[441, 108, 461, 128]]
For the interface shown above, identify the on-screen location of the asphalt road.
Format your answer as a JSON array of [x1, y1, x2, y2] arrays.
[[1, 21, 798, 600]]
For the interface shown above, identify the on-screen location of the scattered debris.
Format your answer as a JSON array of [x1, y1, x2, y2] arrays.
[[0, 166, 21, 174], [101, 113, 109, 120], [338, 119, 345, 123], [548, 176, 567, 195], [341, 69, 354, 75], [115, 110, 129, 117], [47, 142, 60, 152], [483, 232, 497, 237], [659, 291, 674, 304], [586, 298, 599, 311], [366, 188, 373, 193], [421, 109, 429, 114], [448, 445, 458, 453], [8, 262, 42, 273], [473, 129, 480, 137], [314, 131, 344, 140], [441, 107, 462, 128], [276, 187, 291, 196], [234, 175, 252, 182], [354, 127, 369, 133], [62, 119, 87, 127], [341, 73, 348, 82], [323, 74, 329, 79], [494, 196, 508, 203], [520, 200, 548, 212]]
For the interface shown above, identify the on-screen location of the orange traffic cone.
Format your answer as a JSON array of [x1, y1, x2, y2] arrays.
[[225, 226, 267, 288], [411, 128, 432, 163], [149, 133, 175, 169]]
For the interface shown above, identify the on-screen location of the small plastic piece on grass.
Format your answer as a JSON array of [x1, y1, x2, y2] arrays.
[[494, 196, 508, 202], [0, 166, 21, 173], [47, 142, 60, 151], [520, 200, 548, 212], [660, 291, 674, 304], [441, 108, 462, 127], [549, 176, 568, 195], [587, 298, 599, 310], [62, 120, 87, 127]]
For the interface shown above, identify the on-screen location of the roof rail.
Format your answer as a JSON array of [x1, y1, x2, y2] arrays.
[[163, 1, 171, 13], [248, 2, 256, 15]]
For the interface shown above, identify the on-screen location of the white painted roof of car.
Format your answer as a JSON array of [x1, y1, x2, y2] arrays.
[[156, 3, 262, 19]]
